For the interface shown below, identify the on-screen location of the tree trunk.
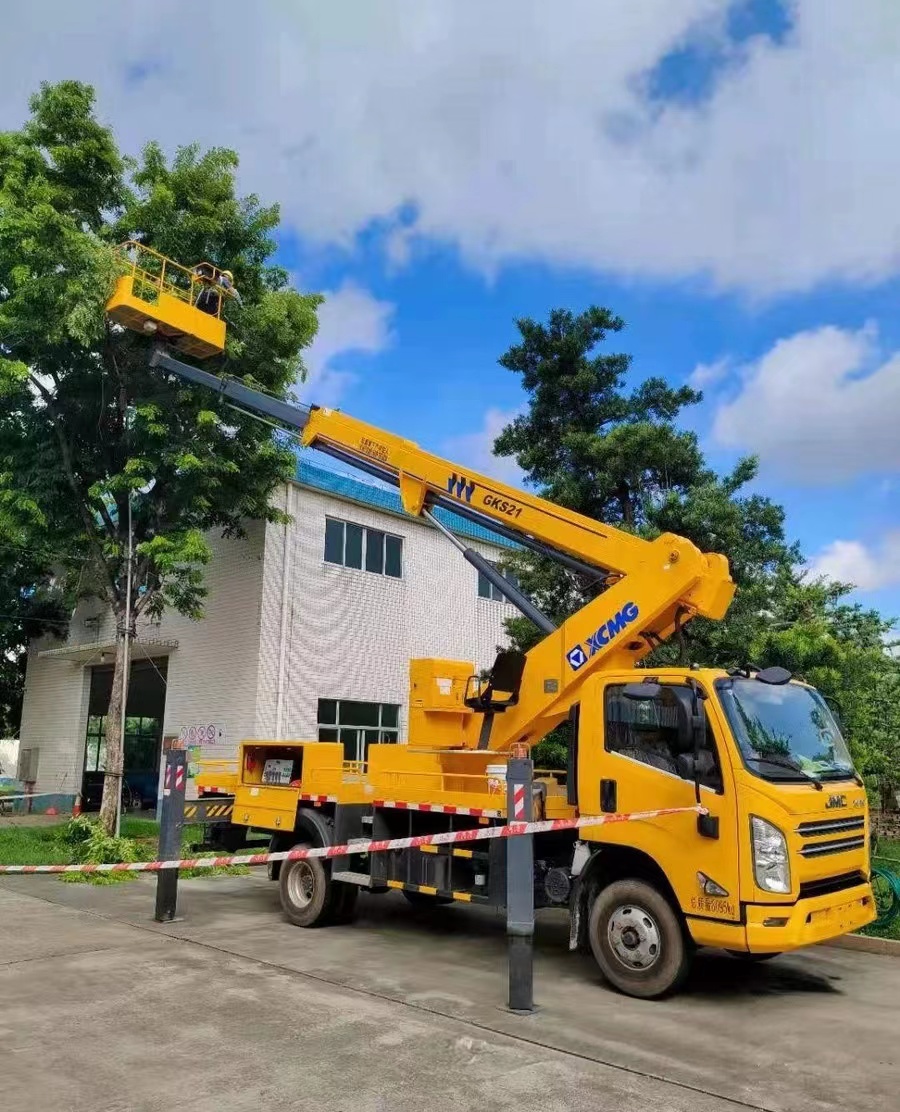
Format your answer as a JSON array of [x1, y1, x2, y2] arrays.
[[98, 627, 129, 835], [616, 482, 634, 527]]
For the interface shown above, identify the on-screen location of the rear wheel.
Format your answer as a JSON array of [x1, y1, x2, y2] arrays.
[[279, 845, 331, 927], [589, 878, 691, 999]]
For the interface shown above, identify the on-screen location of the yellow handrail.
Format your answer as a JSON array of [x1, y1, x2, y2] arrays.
[[114, 241, 223, 317]]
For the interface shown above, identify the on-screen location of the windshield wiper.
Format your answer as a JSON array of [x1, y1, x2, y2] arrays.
[[745, 754, 823, 790]]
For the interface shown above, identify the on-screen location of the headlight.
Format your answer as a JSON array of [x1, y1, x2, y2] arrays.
[[751, 816, 791, 894]]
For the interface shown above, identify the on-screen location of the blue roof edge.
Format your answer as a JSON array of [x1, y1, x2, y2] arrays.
[[294, 458, 518, 550]]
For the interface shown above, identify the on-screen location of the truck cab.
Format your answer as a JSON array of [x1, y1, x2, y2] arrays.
[[568, 666, 873, 994]]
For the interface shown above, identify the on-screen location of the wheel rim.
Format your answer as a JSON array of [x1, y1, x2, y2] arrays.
[[607, 904, 662, 971], [286, 861, 316, 908]]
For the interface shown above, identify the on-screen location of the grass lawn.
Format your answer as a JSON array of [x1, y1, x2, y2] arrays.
[[0, 815, 255, 878]]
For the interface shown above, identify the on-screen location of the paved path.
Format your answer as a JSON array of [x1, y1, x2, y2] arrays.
[[1, 874, 897, 1111]]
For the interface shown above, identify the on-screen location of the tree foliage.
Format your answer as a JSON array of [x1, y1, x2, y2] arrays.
[[0, 82, 321, 828], [494, 307, 899, 781]]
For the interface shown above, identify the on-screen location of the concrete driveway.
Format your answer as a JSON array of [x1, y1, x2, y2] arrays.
[[1, 873, 897, 1112]]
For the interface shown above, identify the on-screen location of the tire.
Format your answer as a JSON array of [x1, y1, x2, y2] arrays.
[[588, 878, 691, 999], [279, 844, 332, 927], [726, 949, 781, 962], [402, 889, 454, 907]]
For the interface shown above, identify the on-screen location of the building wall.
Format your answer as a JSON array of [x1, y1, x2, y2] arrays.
[[18, 524, 266, 801], [18, 634, 91, 802], [18, 475, 517, 801], [255, 480, 516, 741], [155, 520, 266, 747]]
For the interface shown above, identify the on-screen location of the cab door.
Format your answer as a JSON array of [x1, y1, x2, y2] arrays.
[[579, 677, 741, 923]]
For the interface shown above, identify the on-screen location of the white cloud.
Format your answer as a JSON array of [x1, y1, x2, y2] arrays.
[[689, 357, 730, 389], [4, 2, 900, 295], [806, 534, 900, 591], [298, 281, 394, 408], [442, 407, 525, 487], [711, 323, 900, 482]]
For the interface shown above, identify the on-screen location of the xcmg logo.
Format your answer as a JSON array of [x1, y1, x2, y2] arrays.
[[566, 601, 640, 671]]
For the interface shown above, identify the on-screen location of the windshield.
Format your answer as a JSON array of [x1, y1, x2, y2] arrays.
[[716, 678, 855, 783]]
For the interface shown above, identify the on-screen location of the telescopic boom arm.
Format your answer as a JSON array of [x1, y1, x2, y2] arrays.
[[150, 349, 734, 750]]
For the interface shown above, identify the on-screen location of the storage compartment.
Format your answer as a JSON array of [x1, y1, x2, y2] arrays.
[[241, 744, 304, 786]]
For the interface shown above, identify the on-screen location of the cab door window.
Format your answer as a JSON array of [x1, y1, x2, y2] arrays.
[[605, 684, 723, 791]]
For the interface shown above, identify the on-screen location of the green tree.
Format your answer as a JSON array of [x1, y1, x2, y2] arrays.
[[492, 307, 797, 766], [0, 486, 70, 737], [0, 82, 321, 830]]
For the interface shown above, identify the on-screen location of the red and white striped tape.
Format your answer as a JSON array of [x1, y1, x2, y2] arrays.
[[512, 784, 526, 820], [371, 798, 504, 818], [0, 805, 703, 875]]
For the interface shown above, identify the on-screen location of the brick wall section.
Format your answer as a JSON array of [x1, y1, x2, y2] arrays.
[[155, 519, 266, 746], [256, 479, 516, 741]]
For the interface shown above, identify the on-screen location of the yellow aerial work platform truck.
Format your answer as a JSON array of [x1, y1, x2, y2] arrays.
[[110, 252, 875, 998]]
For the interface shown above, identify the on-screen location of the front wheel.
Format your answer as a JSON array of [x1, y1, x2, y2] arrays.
[[589, 878, 691, 999]]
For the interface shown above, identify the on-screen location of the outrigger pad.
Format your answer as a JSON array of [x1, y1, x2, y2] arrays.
[[465, 649, 527, 712]]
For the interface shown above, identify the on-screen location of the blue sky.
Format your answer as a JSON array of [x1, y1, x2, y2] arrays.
[[5, 0, 900, 623]]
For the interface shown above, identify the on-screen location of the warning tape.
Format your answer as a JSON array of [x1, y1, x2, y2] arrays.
[[0, 805, 703, 875], [0, 791, 66, 803]]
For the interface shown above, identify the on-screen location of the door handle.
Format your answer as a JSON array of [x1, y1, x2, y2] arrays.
[[600, 779, 617, 813]]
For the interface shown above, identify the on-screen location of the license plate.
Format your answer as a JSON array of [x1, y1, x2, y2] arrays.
[[811, 901, 854, 926]]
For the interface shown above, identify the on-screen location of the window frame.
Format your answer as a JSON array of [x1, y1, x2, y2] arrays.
[[316, 698, 402, 764], [323, 516, 404, 579], [603, 682, 724, 793], [477, 559, 519, 603]]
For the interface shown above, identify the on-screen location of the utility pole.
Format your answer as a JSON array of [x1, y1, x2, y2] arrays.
[[115, 491, 133, 838]]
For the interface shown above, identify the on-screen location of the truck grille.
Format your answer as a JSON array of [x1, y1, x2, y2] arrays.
[[796, 815, 866, 859], [799, 835, 866, 858], [797, 817, 864, 837]]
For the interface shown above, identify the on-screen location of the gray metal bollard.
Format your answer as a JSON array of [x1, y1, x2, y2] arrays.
[[506, 755, 535, 1013], [155, 750, 187, 922]]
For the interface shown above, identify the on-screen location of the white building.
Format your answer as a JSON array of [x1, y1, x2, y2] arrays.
[[18, 460, 518, 811]]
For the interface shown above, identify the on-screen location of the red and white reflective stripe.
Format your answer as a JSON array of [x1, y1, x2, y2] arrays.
[[372, 799, 504, 818], [298, 793, 338, 805], [163, 766, 172, 792], [512, 784, 526, 820], [0, 805, 704, 875], [174, 766, 185, 793], [199, 786, 231, 796]]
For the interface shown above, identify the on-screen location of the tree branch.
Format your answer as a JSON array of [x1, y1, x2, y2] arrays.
[[28, 371, 122, 608]]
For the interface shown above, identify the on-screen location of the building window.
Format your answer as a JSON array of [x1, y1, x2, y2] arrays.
[[83, 715, 162, 774], [324, 517, 402, 578], [477, 560, 519, 602], [84, 715, 108, 772], [317, 698, 400, 763]]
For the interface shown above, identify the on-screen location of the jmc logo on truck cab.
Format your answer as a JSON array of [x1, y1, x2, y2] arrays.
[[566, 601, 640, 670]]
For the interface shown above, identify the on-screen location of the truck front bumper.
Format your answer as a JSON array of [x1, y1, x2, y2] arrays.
[[687, 881, 875, 953], [745, 881, 875, 953]]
